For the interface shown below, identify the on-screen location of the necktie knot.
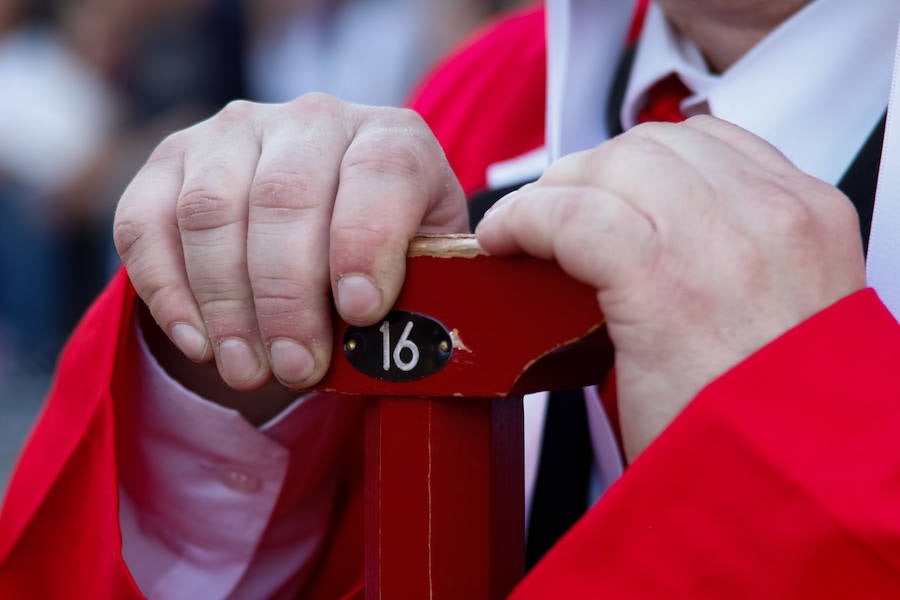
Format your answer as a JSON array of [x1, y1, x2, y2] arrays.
[[637, 74, 691, 124]]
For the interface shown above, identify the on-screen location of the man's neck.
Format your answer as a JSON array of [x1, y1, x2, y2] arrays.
[[655, 0, 812, 72]]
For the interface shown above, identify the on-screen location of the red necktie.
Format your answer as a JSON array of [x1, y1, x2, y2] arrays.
[[637, 73, 691, 124]]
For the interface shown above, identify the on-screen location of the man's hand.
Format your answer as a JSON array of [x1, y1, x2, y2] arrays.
[[476, 116, 866, 461], [114, 94, 468, 392]]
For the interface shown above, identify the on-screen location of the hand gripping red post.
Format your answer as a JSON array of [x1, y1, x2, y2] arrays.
[[311, 234, 613, 599]]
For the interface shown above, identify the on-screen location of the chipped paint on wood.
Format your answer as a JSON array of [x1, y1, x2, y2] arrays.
[[408, 234, 487, 258], [449, 329, 471, 352]]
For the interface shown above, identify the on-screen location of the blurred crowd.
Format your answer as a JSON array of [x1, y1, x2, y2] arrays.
[[0, 0, 526, 384]]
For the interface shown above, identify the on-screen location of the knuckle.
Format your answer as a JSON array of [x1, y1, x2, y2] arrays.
[[330, 222, 404, 272], [112, 216, 145, 260], [624, 120, 672, 140], [548, 192, 590, 227], [683, 114, 718, 128], [177, 189, 240, 232], [252, 281, 308, 320], [358, 104, 431, 135], [832, 195, 861, 233], [201, 100, 262, 138], [331, 221, 393, 249], [820, 186, 861, 239], [539, 151, 582, 183], [252, 273, 306, 302], [619, 122, 681, 155], [120, 256, 191, 332], [196, 297, 253, 337], [387, 106, 428, 130], [217, 99, 257, 123], [765, 184, 817, 236], [251, 170, 323, 213], [147, 130, 189, 165], [803, 178, 854, 220], [589, 133, 638, 166], [288, 92, 344, 119], [549, 190, 623, 236], [343, 140, 425, 181], [381, 109, 436, 149], [584, 141, 615, 169], [140, 280, 184, 325]]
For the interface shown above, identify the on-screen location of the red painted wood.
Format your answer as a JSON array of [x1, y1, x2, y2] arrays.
[[311, 240, 611, 398], [365, 397, 523, 599], [320, 236, 614, 599]]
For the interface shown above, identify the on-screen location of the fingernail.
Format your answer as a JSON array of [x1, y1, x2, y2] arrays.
[[218, 338, 262, 385], [270, 339, 316, 386], [337, 274, 382, 323], [171, 323, 209, 362]]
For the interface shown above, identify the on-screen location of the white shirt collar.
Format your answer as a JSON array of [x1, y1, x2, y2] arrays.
[[620, 4, 716, 128], [621, 0, 900, 185]]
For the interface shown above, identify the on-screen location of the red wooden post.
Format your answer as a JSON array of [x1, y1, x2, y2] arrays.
[[366, 396, 523, 598], [311, 235, 613, 599]]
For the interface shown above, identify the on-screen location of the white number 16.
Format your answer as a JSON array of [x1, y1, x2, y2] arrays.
[[379, 321, 420, 372]]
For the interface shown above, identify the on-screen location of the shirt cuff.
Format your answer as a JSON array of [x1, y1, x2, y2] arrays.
[[118, 316, 364, 599]]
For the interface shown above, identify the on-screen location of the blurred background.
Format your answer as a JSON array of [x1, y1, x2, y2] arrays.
[[0, 0, 529, 494]]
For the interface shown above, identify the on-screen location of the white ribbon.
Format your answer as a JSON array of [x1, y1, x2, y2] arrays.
[[546, 0, 632, 160], [867, 21, 900, 320]]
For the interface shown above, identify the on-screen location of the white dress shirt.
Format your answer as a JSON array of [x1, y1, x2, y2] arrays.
[[623, 0, 897, 185], [119, 1, 900, 598], [120, 323, 364, 599]]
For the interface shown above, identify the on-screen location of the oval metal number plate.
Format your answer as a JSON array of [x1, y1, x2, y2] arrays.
[[343, 311, 453, 382]]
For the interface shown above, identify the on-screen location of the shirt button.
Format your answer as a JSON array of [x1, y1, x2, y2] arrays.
[[220, 468, 263, 493]]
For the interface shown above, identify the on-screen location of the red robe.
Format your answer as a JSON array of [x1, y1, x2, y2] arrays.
[[4, 5, 900, 598]]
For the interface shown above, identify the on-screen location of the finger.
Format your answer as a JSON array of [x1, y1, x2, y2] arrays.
[[536, 128, 712, 231], [475, 184, 656, 293], [678, 115, 798, 175], [246, 96, 351, 387], [619, 118, 800, 196], [540, 118, 779, 197], [114, 138, 212, 363], [330, 108, 467, 326], [623, 119, 849, 239], [676, 117, 864, 277], [177, 101, 267, 390]]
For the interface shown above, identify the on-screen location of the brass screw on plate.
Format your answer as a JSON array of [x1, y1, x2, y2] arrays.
[[438, 340, 450, 353], [345, 339, 358, 352]]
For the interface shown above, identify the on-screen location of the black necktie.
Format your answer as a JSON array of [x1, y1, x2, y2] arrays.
[[525, 388, 594, 570]]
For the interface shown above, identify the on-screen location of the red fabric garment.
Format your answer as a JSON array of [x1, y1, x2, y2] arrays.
[[406, 5, 547, 193], [513, 289, 900, 598], [3, 3, 900, 599], [0, 270, 141, 598], [0, 6, 548, 599]]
